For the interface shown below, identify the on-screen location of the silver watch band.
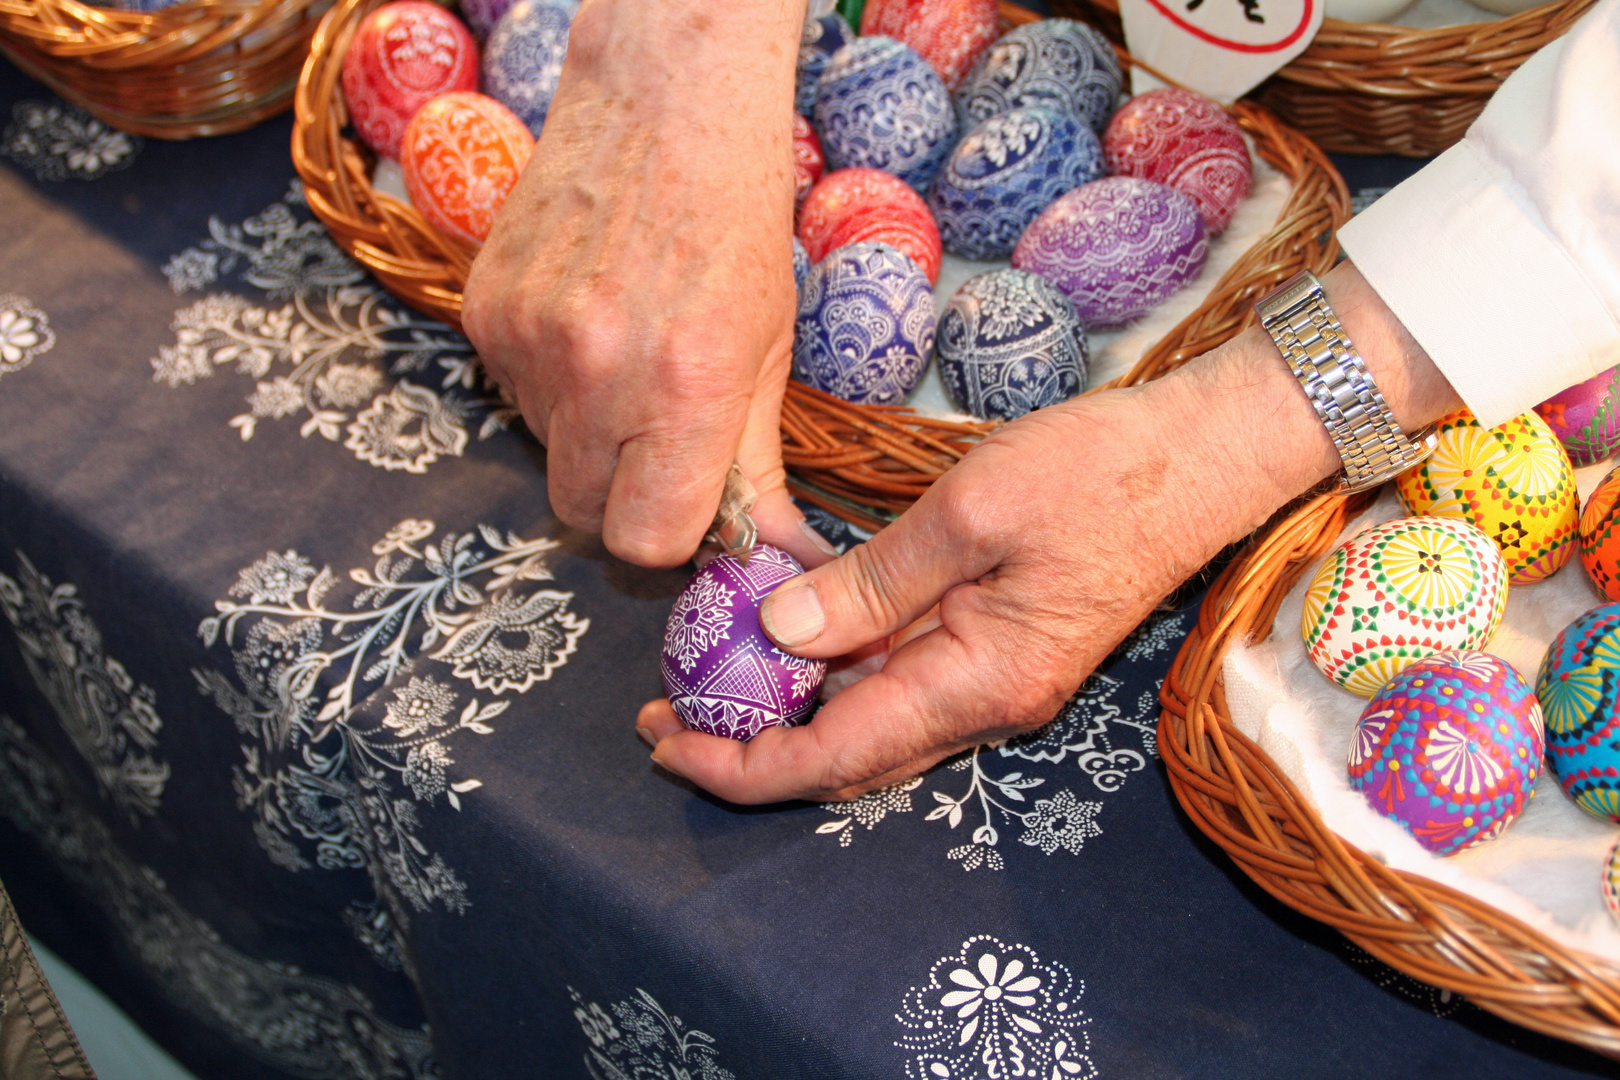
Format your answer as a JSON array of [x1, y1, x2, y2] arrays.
[[1255, 271, 1436, 494]]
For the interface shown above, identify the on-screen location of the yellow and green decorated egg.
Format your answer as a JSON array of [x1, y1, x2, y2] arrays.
[[1395, 407, 1578, 585], [1302, 516, 1509, 698], [1580, 465, 1620, 601]]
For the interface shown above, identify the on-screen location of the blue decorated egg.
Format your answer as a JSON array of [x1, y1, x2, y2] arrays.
[[480, 0, 573, 137], [929, 106, 1103, 261], [1012, 177, 1206, 328], [936, 269, 1087, 421], [814, 36, 955, 193], [796, 12, 854, 116], [1349, 650, 1544, 856], [792, 236, 811, 294], [1536, 603, 1620, 822], [955, 18, 1121, 134], [794, 242, 936, 405]]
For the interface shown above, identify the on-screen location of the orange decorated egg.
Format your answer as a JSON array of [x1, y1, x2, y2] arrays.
[[1580, 465, 1620, 600], [341, 0, 479, 161], [1395, 407, 1578, 585], [401, 92, 535, 246]]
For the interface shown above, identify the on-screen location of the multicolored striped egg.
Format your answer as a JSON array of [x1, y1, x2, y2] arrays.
[[1581, 465, 1620, 600], [1349, 650, 1543, 855], [1535, 603, 1620, 823], [341, 0, 479, 161], [1395, 408, 1578, 585], [400, 92, 534, 245], [1535, 366, 1620, 467], [1302, 516, 1509, 698]]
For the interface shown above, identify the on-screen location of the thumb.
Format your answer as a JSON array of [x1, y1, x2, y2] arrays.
[[758, 491, 991, 659]]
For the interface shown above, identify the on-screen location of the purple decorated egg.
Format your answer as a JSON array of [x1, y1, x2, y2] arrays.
[[1011, 176, 1207, 328], [1535, 366, 1620, 467], [1348, 650, 1544, 856], [661, 546, 826, 741]]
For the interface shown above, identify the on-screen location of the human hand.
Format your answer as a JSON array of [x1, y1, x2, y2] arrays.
[[463, 0, 828, 570]]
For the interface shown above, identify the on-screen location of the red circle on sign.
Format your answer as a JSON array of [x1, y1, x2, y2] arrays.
[[1142, 0, 1315, 53]]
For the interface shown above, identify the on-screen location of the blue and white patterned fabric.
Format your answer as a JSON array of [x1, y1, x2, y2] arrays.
[[930, 106, 1104, 261], [813, 36, 955, 194], [481, 0, 575, 138], [0, 59, 1612, 1080], [796, 12, 854, 117], [936, 268, 1087, 421], [956, 19, 1121, 134], [794, 242, 935, 405]]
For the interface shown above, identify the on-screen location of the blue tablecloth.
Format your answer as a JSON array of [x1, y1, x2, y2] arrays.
[[0, 60, 1612, 1080]]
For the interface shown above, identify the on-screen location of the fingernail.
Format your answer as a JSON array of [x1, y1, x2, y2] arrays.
[[761, 583, 825, 648], [799, 518, 839, 558], [636, 726, 656, 748]]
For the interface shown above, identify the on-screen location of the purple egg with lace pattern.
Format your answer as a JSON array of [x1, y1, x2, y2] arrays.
[[661, 546, 826, 741]]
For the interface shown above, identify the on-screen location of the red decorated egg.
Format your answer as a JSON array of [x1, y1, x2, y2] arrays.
[[798, 168, 942, 285], [341, 0, 479, 161], [401, 92, 535, 245], [793, 113, 825, 215], [1535, 366, 1620, 467], [859, 0, 999, 91], [1102, 88, 1250, 235]]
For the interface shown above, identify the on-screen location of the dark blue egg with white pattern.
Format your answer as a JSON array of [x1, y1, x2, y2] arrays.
[[796, 13, 854, 116], [930, 106, 1103, 261], [956, 19, 1121, 134], [481, 0, 573, 137], [794, 243, 936, 405], [814, 37, 954, 193], [793, 237, 811, 294], [937, 269, 1088, 421]]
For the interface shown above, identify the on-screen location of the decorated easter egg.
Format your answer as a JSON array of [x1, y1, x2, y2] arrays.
[[956, 19, 1121, 134], [936, 269, 1088, 421], [793, 113, 825, 214], [930, 106, 1104, 261], [1535, 366, 1620, 467], [793, 236, 811, 294], [814, 36, 955, 193], [401, 92, 535, 246], [1536, 603, 1620, 822], [1103, 88, 1251, 235], [796, 12, 855, 116], [798, 168, 942, 285], [1605, 837, 1620, 924], [1348, 650, 1543, 855], [1581, 466, 1620, 600], [662, 546, 826, 741], [480, 0, 573, 137], [1301, 516, 1509, 698], [794, 242, 936, 405], [342, 1, 480, 161], [1395, 408, 1578, 585], [859, 0, 999, 90], [1011, 177, 1206, 328]]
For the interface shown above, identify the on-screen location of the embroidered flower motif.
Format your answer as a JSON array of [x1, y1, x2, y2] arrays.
[[1019, 788, 1102, 856], [818, 777, 923, 847], [403, 741, 452, 800], [2, 100, 140, 182], [384, 676, 456, 736], [431, 588, 590, 694], [664, 575, 735, 673], [573, 1001, 620, 1048], [162, 247, 220, 294], [345, 381, 470, 473], [569, 987, 735, 1080], [316, 362, 384, 408], [248, 376, 305, 418], [0, 295, 55, 378], [230, 551, 317, 606], [151, 343, 214, 386]]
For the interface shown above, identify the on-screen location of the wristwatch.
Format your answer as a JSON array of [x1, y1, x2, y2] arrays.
[[1255, 271, 1436, 494]]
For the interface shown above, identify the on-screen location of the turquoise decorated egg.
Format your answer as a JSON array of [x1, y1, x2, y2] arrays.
[[1535, 603, 1620, 822], [1349, 650, 1543, 855]]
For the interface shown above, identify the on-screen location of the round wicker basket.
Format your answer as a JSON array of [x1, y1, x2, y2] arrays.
[[1161, 492, 1620, 1057], [291, 0, 1348, 529], [0, 0, 332, 139], [1053, 0, 1598, 156]]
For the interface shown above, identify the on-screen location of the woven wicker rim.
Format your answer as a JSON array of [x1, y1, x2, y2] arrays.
[[1161, 492, 1620, 1057], [291, 0, 1347, 530]]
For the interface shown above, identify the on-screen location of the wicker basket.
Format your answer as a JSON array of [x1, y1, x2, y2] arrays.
[[292, 0, 1348, 529], [0, 0, 331, 139], [1160, 492, 1620, 1057], [1054, 0, 1598, 156]]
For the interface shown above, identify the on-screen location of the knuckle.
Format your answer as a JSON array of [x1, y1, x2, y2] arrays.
[[842, 542, 909, 631]]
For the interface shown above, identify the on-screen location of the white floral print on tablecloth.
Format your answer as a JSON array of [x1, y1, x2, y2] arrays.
[[569, 986, 736, 1080], [193, 519, 588, 931], [897, 934, 1095, 1080], [0, 294, 54, 380], [2, 99, 140, 182]]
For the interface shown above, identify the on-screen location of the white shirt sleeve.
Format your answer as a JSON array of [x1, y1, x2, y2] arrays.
[[1337, 0, 1620, 429]]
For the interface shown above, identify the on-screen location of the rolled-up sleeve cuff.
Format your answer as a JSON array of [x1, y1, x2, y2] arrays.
[[1339, 140, 1620, 429]]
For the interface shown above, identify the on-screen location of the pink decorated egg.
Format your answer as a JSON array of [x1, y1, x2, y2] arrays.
[[859, 0, 999, 91], [401, 92, 534, 245], [1349, 650, 1543, 855], [798, 168, 942, 285], [341, 0, 479, 161], [1535, 366, 1620, 467], [1103, 88, 1251, 234], [793, 113, 825, 216], [661, 546, 826, 741]]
